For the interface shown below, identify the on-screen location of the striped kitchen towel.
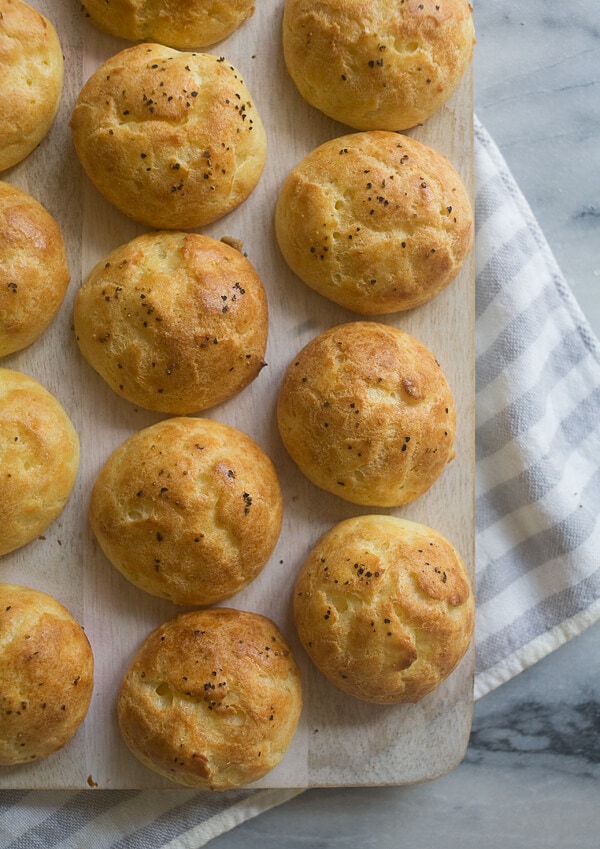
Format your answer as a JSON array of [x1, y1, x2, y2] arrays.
[[473, 115, 600, 698], [1, 117, 599, 847]]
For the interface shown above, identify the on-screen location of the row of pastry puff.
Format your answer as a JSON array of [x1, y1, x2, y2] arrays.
[[0, 0, 269, 788], [0, 1, 289, 791], [0, 0, 90, 776], [0, 13, 81, 737], [0, 368, 90, 766], [274, 0, 477, 734]]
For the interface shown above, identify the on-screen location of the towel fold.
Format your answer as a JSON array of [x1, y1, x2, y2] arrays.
[[473, 116, 600, 698], [1, 118, 599, 849]]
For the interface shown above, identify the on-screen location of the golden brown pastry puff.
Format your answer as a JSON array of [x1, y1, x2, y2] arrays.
[[81, 0, 256, 49], [0, 583, 94, 765], [74, 231, 268, 414], [294, 514, 474, 703], [89, 417, 283, 606], [277, 321, 456, 507], [70, 45, 266, 230], [0, 368, 79, 557], [275, 131, 473, 314], [117, 607, 302, 789], [282, 0, 475, 131], [0, 0, 64, 171], [0, 181, 70, 357]]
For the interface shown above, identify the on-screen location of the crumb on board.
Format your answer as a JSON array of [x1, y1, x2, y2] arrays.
[[220, 235, 244, 252]]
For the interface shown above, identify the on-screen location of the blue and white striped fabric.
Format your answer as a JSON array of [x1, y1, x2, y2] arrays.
[[473, 116, 600, 699], [0, 789, 302, 847], [1, 118, 599, 846]]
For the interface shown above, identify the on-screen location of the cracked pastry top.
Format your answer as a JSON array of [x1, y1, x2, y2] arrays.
[[70, 44, 266, 229], [282, 0, 475, 131], [0, 583, 94, 765], [275, 131, 473, 315], [89, 416, 283, 606], [0, 368, 79, 557], [0, 0, 64, 171], [117, 607, 302, 789], [293, 514, 474, 703], [277, 321, 456, 507], [0, 181, 70, 357], [74, 231, 268, 415]]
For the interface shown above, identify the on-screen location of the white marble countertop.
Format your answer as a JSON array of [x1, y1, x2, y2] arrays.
[[206, 2, 600, 846]]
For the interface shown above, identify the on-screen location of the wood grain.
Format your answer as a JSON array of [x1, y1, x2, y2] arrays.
[[0, 0, 475, 789]]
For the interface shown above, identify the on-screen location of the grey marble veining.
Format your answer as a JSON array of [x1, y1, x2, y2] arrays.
[[468, 699, 600, 776], [467, 622, 600, 780], [206, 1, 600, 846], [475, 0, 600, 336]]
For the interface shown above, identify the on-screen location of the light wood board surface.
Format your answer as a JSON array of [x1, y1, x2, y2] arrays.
[[0, 0, 475, 789]]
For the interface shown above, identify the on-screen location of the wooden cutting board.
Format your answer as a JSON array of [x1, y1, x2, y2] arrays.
[[0, 0, 475, 789]]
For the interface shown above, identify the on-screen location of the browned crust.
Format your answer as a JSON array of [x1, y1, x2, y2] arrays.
[[70, 45, 266, 229], [293, 515, 474, 703], [81, 0, 256, 49], [0, 369, 79, 556], [275, 131, 473, 314], [89, 417, 283, 605], [0, 0, 64, 171], [0, 181, 70, 357], [282, 0, 475, 131], [74, 231, 268, 414], [0, 584, 94, 765], [117, 608, 302, 789], [277, 321, 456, 506]]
